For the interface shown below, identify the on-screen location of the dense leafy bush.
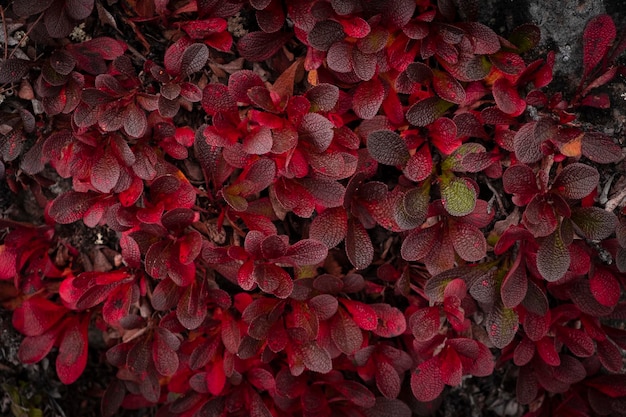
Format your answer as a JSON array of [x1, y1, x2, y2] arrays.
[[1, 1, 625, 416]]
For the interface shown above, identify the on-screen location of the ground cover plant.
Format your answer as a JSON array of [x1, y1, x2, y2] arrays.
[[0, 0, 626, 416]]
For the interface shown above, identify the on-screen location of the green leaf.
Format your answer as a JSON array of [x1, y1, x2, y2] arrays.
[[440, 176, 477, 217]]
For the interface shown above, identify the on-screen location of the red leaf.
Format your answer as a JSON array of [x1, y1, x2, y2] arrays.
[[449, 222, 486, 262], [432, 69, 466, 104], [327, 41, 354, 73], [201, 83, 237, 114], [401, 226, 438, 262], [92, 152, 121, 193], [12, 296, 67, 337], [352, 49, 377, 81], [56, 315, 89, 384], [589, 268, 620, 307], [353, 77, 385, 120], [536, 336, 560, 366], [490, 51, 526, 75], [493, 78, 526, 116], [66, 0, 94, 21], [411, 357, 444, 402], [330, 310, 363, 355], [581, 132, 623, 164], [556, 327, 594, 358], [513, 337, 535, 366], [342, 299, 378, 331], [376, 360, 401, 399], [597, 338, 623, 373], [583, 15, 616, 76], [255, 263, 293, 299], [370, 303, 406, 338], [0, 59, 30, 83], [18, 330, 58, 364], [228, 70, 265, 104], [306, 83, 339, 112], [440, 346, 463, 386], [410, 307, 441, 341], [458, 22, 499, 54]]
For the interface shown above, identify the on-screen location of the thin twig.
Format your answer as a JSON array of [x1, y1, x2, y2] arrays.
[[1, 6, 8, 60], [485, 178, 505, 215], [605, 186, 626, 212], [8, 12, 44, 60]]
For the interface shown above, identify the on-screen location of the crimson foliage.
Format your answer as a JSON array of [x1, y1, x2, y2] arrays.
[[1, 2, 625, 417]]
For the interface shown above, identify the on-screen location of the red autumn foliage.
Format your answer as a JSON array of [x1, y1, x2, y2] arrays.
[[1, 2, 625, 417]]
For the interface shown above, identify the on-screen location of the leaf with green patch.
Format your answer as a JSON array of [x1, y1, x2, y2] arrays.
[[406, 97, 454, 127], [440, 176, 477, 217], [570, 207, 617, 240], [536, 229, 570, 282], [485, 302, 518, 349]]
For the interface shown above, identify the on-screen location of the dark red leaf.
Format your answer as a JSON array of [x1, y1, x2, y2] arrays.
[[536, 230, 570, 282], [367, 130, 409, 165], [284, 239, 328, 265], [406, 97, 454, 127], [345, 218, 373, 269], [309, 207, 348, 248], [180, 43, 209, 77], [48, 192, 101, 224], [308, 20, 345, 51], [237, 31, 291, 61], [0, 59, 30, 83], [335, 381, 376, 408], [306, 83, 339, 112], [298, 342, 332, 373], [298, 113, 334, 152], [552, 163, 599, 200]]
